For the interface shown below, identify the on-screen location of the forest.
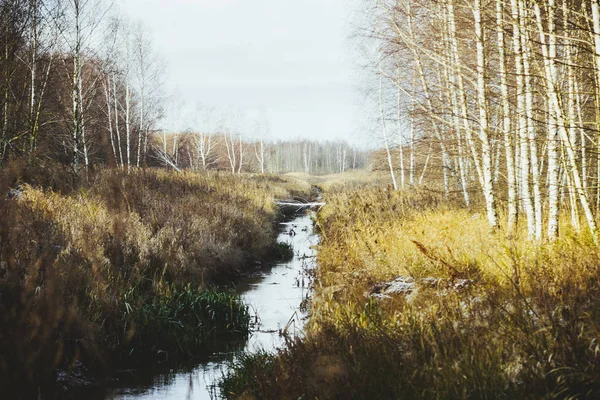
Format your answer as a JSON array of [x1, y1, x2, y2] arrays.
[[3, 0, 600, 399], [366, 0, 600, 241]]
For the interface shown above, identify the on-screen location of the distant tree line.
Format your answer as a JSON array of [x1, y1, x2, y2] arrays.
[[265, 140, 369, 174], [1, 0, 368, 176], [154, 133, 370, 175]]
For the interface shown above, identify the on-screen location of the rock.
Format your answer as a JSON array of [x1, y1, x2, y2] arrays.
[[371, 293, 392, 300], [420, 277, 439, 287], [453, 278, 472, 290], [7, 185, 22, 199], [367, 276, 473, 301], [366, 276, 415, 299], [384, 276, 415, 295], [56, 361, 92, 389], [370, 281, 389, 293]]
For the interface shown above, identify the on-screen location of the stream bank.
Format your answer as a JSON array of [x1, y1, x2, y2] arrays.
[[100, 211, 319, 399]]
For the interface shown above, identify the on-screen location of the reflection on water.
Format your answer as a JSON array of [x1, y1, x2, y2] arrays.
[[105, 213, 318, 400]]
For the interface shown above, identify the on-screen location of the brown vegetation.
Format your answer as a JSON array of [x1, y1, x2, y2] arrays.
[[0, 162, 307, 397]]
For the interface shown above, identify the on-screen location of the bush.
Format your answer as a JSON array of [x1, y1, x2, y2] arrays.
[[218, 351, 277, 398], [272, 242, 294, 262]]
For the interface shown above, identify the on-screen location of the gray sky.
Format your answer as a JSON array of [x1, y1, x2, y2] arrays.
[[122, 0, 364, 143]]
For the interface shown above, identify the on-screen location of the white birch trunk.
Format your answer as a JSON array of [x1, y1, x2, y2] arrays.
[[29, 0, 37, 154], [125, 79, 131, 172], [444, 34, 470, 206], [224, 132, 237, 174], [1, 15, 9, 164], [419, 141, 433, 185], [535, 0, 598, 240], [590, 0, 600, 208], [446, 0, 484, 189], [238, 134, 243, 174], [574, 78, 588, 193], [519, 0, 542, 239], [379, 65, 398, 190], [474, 0, 499, 229], [72, 0, 82, 173], [112, 74, 124, 168], [497, 0, 517, 231], [78, 72, 88, 169], [137, 88, 144, 168], [104, 79, 117, 165], [255, 139, 265, 174], [396, 81, 405, 188], [511, 0, 536, 238], [409, 92, 415, 186]]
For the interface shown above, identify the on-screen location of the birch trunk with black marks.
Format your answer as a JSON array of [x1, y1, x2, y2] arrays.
[[473, 0, 498, 229], [496, 0, 517, 232]]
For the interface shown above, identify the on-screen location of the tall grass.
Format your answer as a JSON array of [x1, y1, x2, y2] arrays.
[[221, 185, 600, 399], [0, 162, 306, 396]]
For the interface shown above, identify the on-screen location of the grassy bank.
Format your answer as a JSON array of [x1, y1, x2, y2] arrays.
[[0, 162, 308, 397], [220, 183, 600, 399]]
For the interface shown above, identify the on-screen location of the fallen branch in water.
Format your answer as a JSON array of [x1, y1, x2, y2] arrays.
[[274, 201, 325, 208]]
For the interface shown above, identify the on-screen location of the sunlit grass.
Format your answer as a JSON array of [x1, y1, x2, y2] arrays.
[[221, 182, 600, 399], [286, 170, 391, 192]]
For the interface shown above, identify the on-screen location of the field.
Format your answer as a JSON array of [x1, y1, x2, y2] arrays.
[[220, 178, 600, 399]]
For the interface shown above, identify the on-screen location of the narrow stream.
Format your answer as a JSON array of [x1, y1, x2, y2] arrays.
[[104, 212, 318, 400]]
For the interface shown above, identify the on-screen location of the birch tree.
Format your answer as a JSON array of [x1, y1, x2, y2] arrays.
[[253, 108, 269, 174], [357, 0, 600, 239], [60, 0, 112, 172]]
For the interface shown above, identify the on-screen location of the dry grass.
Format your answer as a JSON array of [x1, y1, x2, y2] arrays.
[[0, 163, 306, 396], [221, 183, 600, 399], [286, 170, 391, 193]]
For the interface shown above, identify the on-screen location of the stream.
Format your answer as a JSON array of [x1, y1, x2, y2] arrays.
[[103, 212, 319, 400]]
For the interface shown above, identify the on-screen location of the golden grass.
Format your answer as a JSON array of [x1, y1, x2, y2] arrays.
[[286, 170, 391, 193], [221, 182, 600, 399]]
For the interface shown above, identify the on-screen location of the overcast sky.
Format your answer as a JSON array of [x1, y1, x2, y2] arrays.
[[121, 0, 365, 143]]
